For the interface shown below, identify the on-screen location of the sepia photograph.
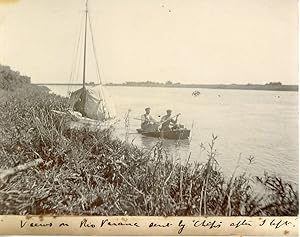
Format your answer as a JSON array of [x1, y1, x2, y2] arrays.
[[0, 0, 298, 223]]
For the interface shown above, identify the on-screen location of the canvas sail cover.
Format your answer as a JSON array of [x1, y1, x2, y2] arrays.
[[69, 85, 116, 121]]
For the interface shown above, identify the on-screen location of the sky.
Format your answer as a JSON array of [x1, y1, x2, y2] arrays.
[[0, 0, 298, 85]]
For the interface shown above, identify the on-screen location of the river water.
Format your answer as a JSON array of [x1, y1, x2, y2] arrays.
[[47, 85, 298, 184]]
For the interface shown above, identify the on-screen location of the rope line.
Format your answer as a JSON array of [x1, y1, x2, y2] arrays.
[[88, 11, 103, 85], [68, 10, 85, 96], [88, 10, 113, 118]]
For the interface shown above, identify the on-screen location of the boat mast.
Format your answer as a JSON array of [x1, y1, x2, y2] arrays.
[[82, 0, 88, 89]]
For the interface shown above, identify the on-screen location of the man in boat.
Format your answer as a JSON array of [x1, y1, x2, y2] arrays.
[[141, 107, 158, 132], [160, 109, 181, 131]]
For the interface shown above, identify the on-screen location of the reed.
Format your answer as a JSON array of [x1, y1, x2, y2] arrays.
[[0, 84, 298, 216]]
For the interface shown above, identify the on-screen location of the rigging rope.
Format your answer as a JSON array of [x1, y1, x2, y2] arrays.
[[88, 11, 103, 85], [67, 10, 85, 96], [88, 8, 113, 118], [75, 27, 84, 90]]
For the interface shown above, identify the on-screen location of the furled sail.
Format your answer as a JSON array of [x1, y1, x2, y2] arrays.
[[69, 85, 116, 121]]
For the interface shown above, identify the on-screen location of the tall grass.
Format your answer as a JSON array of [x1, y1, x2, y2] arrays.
[[0, 85, 298, 216]]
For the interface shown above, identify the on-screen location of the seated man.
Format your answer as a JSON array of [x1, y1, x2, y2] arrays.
[[141, 107, 158, 132], [160, 109, 180, 131]]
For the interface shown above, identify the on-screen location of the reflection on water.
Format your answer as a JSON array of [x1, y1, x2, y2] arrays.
[[47, 85, 298, 184]]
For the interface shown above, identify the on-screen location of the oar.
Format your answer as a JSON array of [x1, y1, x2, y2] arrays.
[[188, 120, 194, 144]]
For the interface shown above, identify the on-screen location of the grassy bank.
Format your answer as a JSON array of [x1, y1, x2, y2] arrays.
[[0, 82, 298, 216]]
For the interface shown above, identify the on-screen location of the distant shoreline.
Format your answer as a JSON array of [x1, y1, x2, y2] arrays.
[[34, 83, 298, 92]]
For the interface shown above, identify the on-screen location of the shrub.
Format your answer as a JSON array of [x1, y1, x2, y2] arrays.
[[0, 65, 31, 91]]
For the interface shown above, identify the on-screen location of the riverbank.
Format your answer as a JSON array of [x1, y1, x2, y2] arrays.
[[0, 79, 298, 215], [107, 83, 298, 92], [34, 83, 298, 92]]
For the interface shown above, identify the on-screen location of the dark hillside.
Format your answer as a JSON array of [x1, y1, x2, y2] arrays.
[[0, 65, 31, 91]]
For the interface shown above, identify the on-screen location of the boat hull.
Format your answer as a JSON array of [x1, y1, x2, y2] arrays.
[[136, 128, 190, 140], [52, 110, 117, 131]]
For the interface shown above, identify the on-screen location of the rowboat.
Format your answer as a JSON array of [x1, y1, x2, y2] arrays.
[[136, 128, 190, 140]]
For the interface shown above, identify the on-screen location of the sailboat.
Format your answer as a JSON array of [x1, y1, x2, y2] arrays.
[[53, 0, 117, 131]]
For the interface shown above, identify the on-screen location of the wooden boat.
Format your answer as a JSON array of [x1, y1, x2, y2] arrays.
[[52, 110, 117, 131], [52, 0, 117, 131], [136, 128, 190, 140]]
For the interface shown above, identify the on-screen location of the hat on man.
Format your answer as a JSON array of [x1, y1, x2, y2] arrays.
[[145, 107, 151, 111], [166, 109, 172, 113]]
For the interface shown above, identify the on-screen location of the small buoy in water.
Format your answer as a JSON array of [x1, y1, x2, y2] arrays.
[[218, 95, 221, 97], [192, 90, 200, 96]]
